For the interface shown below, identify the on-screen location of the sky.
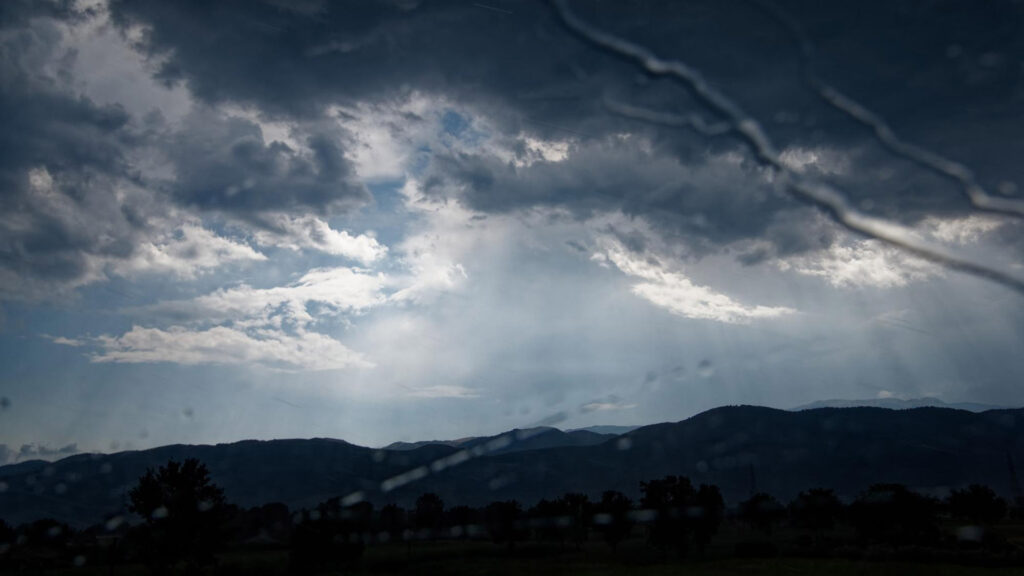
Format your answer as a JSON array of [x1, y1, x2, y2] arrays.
[[1, 0, 1023, 461]]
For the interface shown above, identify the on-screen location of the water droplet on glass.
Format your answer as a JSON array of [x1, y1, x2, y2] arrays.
[[698, 359, 714, 378], [998, 181, 1018, 196], [979, 52, 1004, 68], [151, 506, 169, 519], [616, 437, 633, 451], [73, 555, 86, 567]]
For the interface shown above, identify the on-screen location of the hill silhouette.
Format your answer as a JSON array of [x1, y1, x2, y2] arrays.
[[2, 406, 1022, 527]]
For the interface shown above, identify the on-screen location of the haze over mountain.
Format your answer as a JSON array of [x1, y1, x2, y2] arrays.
[[792, 397, 1014, 412], [3, 405, 1022, 529]]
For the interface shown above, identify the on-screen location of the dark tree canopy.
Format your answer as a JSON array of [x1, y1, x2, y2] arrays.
[[414, 492, 445, 538], [484, 500, 524, 548], [848, 484, 940, 545], [947, 484, 1007, 525], [128, 458, 228, 570], [790, 488, 843, 532], [594, 490, 633, 552], [640, 475, 695, 554], [737, 492, 786, 536]]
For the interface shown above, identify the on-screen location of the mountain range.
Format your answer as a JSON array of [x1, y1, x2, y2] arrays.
[[2, 406, 1022, 528]]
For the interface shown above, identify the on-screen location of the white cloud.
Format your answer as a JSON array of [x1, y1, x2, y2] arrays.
[[160, 266, 390, 328], [601, 241, 794, 324], [330, 94, 441, 181], [110, 224, 266, 279], [778, 239, 940, 288], [778, 146, 850, 175], [46, 335, 86, 347], [91, 325, 370, 371], [387, 179, 485, 304], [252, 214, 387, 264], [80, 266, 392, 371], [921, 215, 1005, 245], [512, 136, 572, 167]]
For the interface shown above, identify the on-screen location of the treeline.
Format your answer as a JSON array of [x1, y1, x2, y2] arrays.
[[0, 458, 1022, 573]]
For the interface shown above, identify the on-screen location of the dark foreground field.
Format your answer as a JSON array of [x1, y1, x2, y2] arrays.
[[16, 531, 1024, 576]]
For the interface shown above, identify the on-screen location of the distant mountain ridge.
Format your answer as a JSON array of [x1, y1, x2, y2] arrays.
[[2, 405, 1022, 528], [382, 426, 619, 452], [792, 397, 1011, 412], [566, 425, 640, 435]]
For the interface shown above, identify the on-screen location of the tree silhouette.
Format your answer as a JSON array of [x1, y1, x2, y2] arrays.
[[378, 503, 408, 544], [947, 484, 1007, 526], [0, 518, 12, 548], [484, 500, 523, 549], [848, 484, 939, 546], [594, 490, 633, 552], [530, 498, 569, 548], [127, 458, 227, 572], [446, 505, 481, 539], [559, 493, 591, 550], [414, 492, 445, 539], [789, 488, 843, 535], [0, 519, 12, 570], [289, 499, 367, 574], [640, 475, 694, 555], [691, 483, 725, 556], [737, 493, 785, 536]]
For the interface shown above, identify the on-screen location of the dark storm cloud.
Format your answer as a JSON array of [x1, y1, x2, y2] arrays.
[[0, 2, 373, 297], [106, 0, 1024, 261], [0, 6, 150, 297], [1, 0, 1019, 299], [165, 109, 369, 218], [422, 140, 835, 258]]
